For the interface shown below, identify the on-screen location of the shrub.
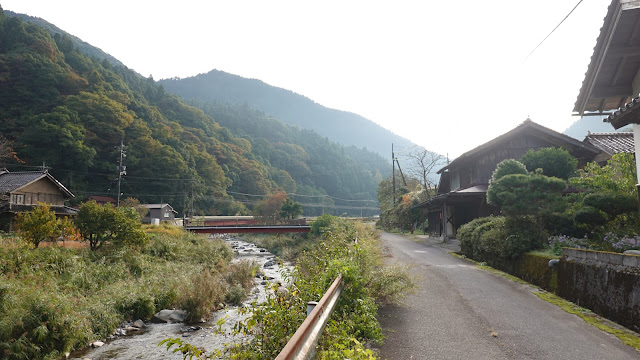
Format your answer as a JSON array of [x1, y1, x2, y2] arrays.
[[225, 284, 246, 306], [487, 173, 567, 216], [548, 235, 593, 255], [180, 269, 226, 323], [603, 232, 640, 252], [519, 147, 578, 180], [574, 206, 608, 226], [582, 192, 638, 217], [539, 212, 577, 237], [459, 216, 543, 260], [226, 260, 256, 290], [15, 203, 75, 248], [490, 159, 528, 183]]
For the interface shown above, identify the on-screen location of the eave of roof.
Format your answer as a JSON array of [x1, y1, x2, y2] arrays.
[[605, 96, 640, 129], [574, 0, 640, 115], [436, 119, 601, 174]]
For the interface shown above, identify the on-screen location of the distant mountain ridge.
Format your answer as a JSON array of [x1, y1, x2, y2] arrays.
[[160, 70, 422, 158], [0, 7, 386, 216], [563, 115, 631, 140]]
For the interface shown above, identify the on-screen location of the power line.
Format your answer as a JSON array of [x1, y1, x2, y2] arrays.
[[524, 0, 584, 61]]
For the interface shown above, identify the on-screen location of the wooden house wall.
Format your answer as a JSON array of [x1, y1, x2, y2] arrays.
[[449, 134, 566, 190], [14, 179, 66, 206]]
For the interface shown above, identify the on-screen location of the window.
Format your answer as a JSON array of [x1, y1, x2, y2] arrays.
[[11, 194, 24, 205], [450, 171, 460, 190], [163, 211, 170, 218]]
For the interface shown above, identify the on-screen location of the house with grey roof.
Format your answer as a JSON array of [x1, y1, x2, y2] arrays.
[[0, 169, 76, 231], [583, 131, 635, 163], [141, 203, 177, 224]]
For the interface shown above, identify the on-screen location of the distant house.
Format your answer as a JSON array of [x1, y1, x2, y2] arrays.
[[0, 169, 76, 231], [87, 195, 117, 206], [141, 203, 177, 224], [417, 119, 601, 239], [583, 131, 635, 163]]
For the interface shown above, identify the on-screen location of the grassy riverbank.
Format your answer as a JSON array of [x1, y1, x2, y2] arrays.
[[0, 226, 254, 360], [170, 215, 414, 359]]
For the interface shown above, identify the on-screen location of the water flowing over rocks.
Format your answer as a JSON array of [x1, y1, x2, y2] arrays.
[[70, 235, 290, 360]]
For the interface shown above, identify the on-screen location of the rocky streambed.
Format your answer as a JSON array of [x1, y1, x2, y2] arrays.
[[70, 236, 290, 360]]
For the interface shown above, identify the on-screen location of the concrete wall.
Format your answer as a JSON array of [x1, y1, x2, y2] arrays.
[[558, 248, 640, 332]]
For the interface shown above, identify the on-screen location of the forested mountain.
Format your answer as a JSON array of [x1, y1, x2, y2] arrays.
[[0, 7, 385, 216], [159, 70, 419, 158]]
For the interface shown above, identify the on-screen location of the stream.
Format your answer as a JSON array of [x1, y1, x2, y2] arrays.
[[70, 236, 290, 360]]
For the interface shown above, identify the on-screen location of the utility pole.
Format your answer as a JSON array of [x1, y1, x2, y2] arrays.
[[116, 139, 126, 207], [395, 157, 407, 186], [392, 144, 396, 206]]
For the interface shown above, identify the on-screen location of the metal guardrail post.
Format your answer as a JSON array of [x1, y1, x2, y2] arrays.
[[275, 274, 343, 360]]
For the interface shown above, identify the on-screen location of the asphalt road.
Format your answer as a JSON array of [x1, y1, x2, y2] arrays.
[[377, 232, 640, 360]]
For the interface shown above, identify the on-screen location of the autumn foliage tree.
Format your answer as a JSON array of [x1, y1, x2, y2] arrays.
[[16, 203, 75, 248], [253, 192, 303, 223]]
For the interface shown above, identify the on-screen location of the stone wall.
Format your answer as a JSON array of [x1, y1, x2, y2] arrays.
[[558, 248, 640, 332], [484, 253, 558, 293]]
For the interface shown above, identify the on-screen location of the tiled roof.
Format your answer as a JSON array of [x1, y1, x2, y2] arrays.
[[437, 119, 601, 174], [0, 170, 74, 197], [584, 132, 635, 155], [0, 171, 47, 194], [605, 96, 640, 129]]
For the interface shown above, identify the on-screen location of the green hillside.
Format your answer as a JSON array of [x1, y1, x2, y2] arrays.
[[159, 70, 420, 158], [0, 7, 384, 216]]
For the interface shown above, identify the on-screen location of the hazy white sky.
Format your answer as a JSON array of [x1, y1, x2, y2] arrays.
[[2, 0, 611, 158]]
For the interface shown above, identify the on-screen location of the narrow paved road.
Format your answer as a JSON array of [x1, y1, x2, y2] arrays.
[[377, 232, 639, 360]]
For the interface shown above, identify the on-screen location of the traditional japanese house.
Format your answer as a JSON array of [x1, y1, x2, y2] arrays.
[[0, 169, 76, 231], [418, 119, 601, 239]]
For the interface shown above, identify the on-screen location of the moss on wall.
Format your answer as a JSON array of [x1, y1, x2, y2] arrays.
[[476, 252, 558, 293], [558, 259, 640, 332]]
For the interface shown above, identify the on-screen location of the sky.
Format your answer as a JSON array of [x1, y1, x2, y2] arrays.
[[2, 0, 612, 158]]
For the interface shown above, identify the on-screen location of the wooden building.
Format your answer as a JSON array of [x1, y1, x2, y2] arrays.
[[417, 119, 600, 239], [0, 169, 76, 231], [573, 0, 640, 191]]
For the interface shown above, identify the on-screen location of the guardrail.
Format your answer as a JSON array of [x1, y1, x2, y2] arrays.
[[276, 274, 343, 360]]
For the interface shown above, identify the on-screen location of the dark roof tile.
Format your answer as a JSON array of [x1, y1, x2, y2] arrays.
[[584, 132, 634, 155]]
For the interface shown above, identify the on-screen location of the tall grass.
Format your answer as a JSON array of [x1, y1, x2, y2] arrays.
[[0, 226, 247, 360], [227, 216, 414, 359]]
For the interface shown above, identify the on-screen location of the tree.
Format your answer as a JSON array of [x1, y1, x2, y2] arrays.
[[0, 136, 21, 165], [406, 149, 444, 198], [280, 198, 303, 219], [569, 153, 637, 196], [253, 192, 288, 223], [487, 171, 567, 216], [519, 147, 578, 180], [121, 197, 149, 219], [16, 203, 74, 248], [75, 201, 148, 250], [490, 159, 527, 183]]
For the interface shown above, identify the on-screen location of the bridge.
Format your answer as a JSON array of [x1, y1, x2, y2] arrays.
[[185, 225, 310, 234], [183, 216, 310, 234]]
